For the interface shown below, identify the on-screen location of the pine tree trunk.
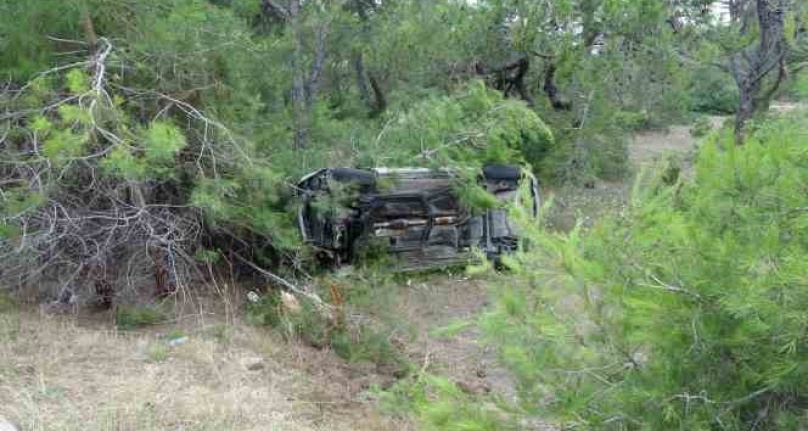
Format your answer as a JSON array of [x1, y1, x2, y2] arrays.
[[290, 0, 308, 150], [729, 0, 789, 145]]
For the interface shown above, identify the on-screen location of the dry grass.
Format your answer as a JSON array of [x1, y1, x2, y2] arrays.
[[544, 122, 719, 232], [0, 309, 408, 431]]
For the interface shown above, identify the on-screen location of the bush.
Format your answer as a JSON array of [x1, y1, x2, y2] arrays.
[[480, 112, 808, 430], [689, 116, 713, 137], [376, 372, 505, 430], [246, 276, 408, 371], [246, 290, 333, 346], [0, 291, 16, 313], [116, 305, 167, 330], [613, 110, 653, 131], [687, 66, 739, 114]]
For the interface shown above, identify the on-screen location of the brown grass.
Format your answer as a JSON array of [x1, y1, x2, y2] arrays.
[[0, 309, 408, 431]]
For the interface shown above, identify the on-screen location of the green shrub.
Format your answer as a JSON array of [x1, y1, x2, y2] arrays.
[[481, 112, 808, 430], [376, 372, 505, 430], [613, 110, 653, 131], [247, 289, 337, 348], [115, 305, 167, 330], [0, 291, 16, 313], [331, 328, 405, 370], [145, 343, 169, 363], [687, 66, 739, 114], [689, 116, 713, 138], [247, 272, 409, 370]]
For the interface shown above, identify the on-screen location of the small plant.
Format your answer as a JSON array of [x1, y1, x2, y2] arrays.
[[145, 343, 169, 363], [689, 116, 713, 137], [480, 113, 808, 430], [247, 273, 408, 371], [613, 109, 652, 130], [376, 372, 505, 429], [115, 305, 167, 330], [331, 328, 407, 373], [0, 313, 21, 343], [247, 290, 334, 347], [0, 290, 16, 313]]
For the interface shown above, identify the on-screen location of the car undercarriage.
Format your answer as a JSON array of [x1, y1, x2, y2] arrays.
[[296, 165, 539, 271]]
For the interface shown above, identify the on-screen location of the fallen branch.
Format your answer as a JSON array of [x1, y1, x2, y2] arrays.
[[232, 251, 331, 310]]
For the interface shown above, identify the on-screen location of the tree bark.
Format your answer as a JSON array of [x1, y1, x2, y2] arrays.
[[353, 52, 371, 109], [509, 57, 535, 107], [306, 24, 329, 111], [729, 0, 789, 145], [288, 0, 307, 149], [542, 62, 571, 110], [288, 1, 331, 150], [348, 0, 386, 117], [367, 71, 387, 116], [472, 57, 536, 107]]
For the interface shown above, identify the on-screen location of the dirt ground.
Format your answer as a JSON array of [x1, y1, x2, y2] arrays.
[[0, 307, 410, 431], [0, 119, 717, 431]]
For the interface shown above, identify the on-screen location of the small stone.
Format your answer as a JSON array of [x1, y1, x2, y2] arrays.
[[0, 416, 19, 431], [243, 357, 265, 371]]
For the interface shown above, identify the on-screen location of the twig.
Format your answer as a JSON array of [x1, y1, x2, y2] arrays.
[[232, 251, 331, 310]]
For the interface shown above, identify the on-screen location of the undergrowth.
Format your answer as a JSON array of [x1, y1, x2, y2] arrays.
[[246, 267, 412, 373], [115, 305, 168, 330]]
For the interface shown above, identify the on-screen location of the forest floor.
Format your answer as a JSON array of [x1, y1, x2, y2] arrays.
[[0, 117, 727, 431]]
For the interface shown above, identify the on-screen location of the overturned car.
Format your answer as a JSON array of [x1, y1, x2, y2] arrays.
[[296, 165, 539, 271]]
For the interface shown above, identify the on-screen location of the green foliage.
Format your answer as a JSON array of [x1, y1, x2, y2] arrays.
[[687, 66, 739, 114], [247, 269, 411, 370], [480, 113, 808, 430], [428, 319, 473, 339], [794, 72, 808, 101], [193, 248, 221, 264], [377, 372, 507, 431], [116, 305, 167, 330], [379, 82, 554, 173], [690, 116, 714, 138], [612, 110, 653, 131], [0, 290, 16, 313], [330, 327, 405, 369], [65, 69, 89, 94], [142, 121, 188, 164], [0, 0, 82, 79], [145, 343, 170, 363]]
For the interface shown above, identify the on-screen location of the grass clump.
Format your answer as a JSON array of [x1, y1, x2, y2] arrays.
[[0, 290, 16, 313], [115, 305, 167, 330], [247, 270, 410, 372], [689, 115, 713, 137], [145, 343, 169, 363]]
